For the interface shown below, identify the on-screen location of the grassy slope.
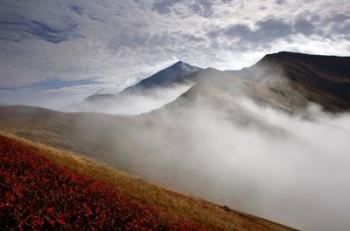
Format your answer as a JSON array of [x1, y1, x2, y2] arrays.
[[0, 134, 206, 230], [0, 131, 297, 231]]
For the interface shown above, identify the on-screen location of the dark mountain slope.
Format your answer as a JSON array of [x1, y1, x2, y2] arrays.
[[121, 61, 201, 93], [245, 51, 350, 111]]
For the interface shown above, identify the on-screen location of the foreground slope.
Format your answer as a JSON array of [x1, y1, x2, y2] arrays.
[[0, 135, 205, 230], [0, 133, 296, 230]]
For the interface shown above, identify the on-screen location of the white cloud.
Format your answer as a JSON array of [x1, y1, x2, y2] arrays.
[[0, 0, 349, 106]]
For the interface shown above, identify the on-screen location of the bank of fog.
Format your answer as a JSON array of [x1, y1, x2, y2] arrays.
[[120, 96, 350, 231]]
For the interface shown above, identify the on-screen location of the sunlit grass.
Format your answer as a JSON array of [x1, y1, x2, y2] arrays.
[[0, 131, 297, 231]]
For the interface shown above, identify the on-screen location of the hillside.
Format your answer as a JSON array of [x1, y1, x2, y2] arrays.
[[242, 52, 350, 111], [0, 105, 289, 190], [0, 132, 296, 230]]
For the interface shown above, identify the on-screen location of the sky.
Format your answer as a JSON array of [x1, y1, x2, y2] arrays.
[[0, 0, 350, 108]]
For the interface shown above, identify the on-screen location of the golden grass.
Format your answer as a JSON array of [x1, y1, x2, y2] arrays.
[[0, 130, 298, 231]]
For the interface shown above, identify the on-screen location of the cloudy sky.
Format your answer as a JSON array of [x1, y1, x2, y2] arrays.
[[0, 0, 349, 108]]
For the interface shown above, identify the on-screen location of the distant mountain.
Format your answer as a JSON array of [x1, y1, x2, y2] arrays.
[[167, 52, 350, 113], [72, 61, 202, 114], [85, 61, 201, 103], [78, 52, 350, 114], [121, 61, 201, 93]]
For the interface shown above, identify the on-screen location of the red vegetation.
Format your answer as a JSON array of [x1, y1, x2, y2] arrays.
[[0, 136, 208, 230]]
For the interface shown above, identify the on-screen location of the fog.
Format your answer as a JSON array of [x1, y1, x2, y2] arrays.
[[68, 84, 192, 115], [97, 93, 350, 231]]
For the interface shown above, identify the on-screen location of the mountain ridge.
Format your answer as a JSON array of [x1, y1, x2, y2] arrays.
[[121, 61, 201, 93], [165, 51, 350, 113]]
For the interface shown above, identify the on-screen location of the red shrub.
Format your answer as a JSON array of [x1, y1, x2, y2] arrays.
[[0, 136, 208, 230]]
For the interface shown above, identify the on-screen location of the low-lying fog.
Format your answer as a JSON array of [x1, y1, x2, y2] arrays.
[[68, 84, 192, 115], [87, 92, 350, 231]]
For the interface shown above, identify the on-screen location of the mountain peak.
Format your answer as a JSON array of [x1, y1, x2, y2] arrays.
[[118, 61, 201, 93], [260, 51, 349, 62], [258, 51, 350, 69], [174, 60, 186, 65], [259, 51, 296, 61], [171, 60, 199, 72], [257, 51, 319, 67]]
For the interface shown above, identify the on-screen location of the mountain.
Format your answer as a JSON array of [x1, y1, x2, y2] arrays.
[[121, 61, 201, 93], [85, 61, 201, 103], [167, 52, 350, 113], [75, 61, 201, 114], [241, 51, 350, 111], [81, 52, 350, 114]]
